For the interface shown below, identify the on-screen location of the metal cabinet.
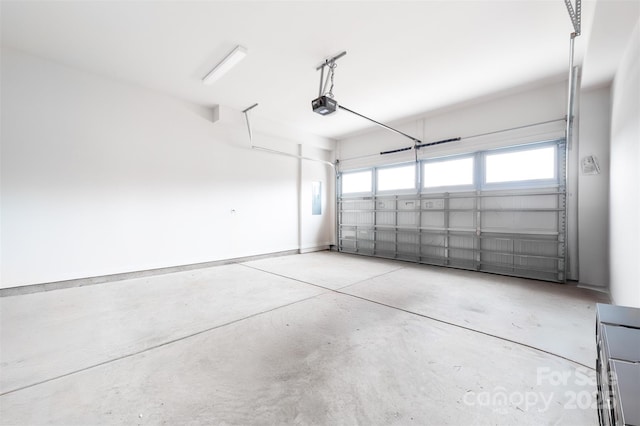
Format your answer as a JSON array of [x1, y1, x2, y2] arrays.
[[596, 303, 640, 426]]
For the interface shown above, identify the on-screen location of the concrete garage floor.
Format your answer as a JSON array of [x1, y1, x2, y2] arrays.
[[0, 251, 608, 425]]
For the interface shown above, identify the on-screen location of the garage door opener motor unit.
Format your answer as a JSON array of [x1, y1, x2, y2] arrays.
[[311, 51, 460, 152]]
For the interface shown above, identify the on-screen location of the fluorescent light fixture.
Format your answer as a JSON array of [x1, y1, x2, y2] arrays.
[[202, 45, 247, 85]]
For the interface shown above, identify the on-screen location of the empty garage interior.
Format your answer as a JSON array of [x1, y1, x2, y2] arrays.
[[1, 1, 639, 425]]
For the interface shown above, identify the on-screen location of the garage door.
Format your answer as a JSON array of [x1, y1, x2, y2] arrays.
[[338, 140, 567, 282]]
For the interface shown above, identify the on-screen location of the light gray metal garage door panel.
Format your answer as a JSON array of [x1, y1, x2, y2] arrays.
[[338, 140, 566, 282]]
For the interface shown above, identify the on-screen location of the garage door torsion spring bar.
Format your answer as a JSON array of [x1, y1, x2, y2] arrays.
[[379, 137, 461, 156]]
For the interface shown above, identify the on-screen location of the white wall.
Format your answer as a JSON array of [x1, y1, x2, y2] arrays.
[[338, 81, 567, 168], [577, 86, 611, 288], [300, 146, 336, 252], [609, 19, 640, 308], [0, 48, 334, 289]]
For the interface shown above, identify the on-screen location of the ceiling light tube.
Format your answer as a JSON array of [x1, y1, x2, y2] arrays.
[[202, 45, 247, 85]]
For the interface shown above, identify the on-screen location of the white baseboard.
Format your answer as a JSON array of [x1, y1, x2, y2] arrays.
[[299, 245, 331, 254]]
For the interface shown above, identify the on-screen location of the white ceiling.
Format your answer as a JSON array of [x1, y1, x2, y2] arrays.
[[1, 0, 631, 140]]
